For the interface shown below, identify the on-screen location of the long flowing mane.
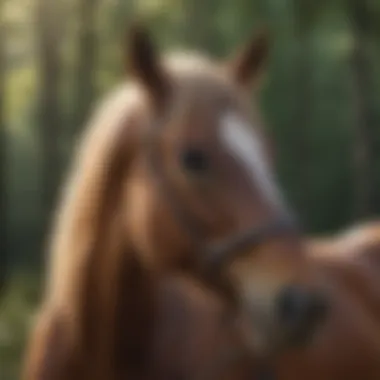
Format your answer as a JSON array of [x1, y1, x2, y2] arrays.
[[46, 83, 141, 306]]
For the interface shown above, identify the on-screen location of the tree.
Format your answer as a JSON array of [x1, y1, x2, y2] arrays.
[[0, 0, 6, 296], [348, 0, 376, 219], [71, 0, 100, 134], [180, 0, 222, 54], [35, 0, 64, 216], [291, 0, 316, 228]]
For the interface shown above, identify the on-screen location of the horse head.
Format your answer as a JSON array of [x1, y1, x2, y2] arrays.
[[38, 23, 328, 378]]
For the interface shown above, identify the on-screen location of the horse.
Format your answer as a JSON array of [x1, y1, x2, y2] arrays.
[[129, 223, 380, 380], [225, 220, 380, 379], [22, 24, 328, 380], [122, 224, 380, 380], [144, 222, 380, 380]]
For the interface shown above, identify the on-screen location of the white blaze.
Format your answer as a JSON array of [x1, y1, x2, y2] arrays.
[[220, 111, 285, 211]]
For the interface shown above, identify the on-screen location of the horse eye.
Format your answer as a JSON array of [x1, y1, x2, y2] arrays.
[[180, 148, 209, 173]]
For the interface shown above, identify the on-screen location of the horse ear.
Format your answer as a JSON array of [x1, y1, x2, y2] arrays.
[[227, 28, 270, 89], [126, 22, 170, 103]]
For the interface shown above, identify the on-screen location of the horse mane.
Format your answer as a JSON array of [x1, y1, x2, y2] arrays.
[[45, 83, 141, 305], [29, 81, 155, 379]]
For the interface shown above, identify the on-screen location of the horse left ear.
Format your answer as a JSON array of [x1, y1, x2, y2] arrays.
[[125, 22, 170, 103], [227, 28, 270, 89]]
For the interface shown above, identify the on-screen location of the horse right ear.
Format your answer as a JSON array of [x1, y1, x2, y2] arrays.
[[226, 28, 270, 90], [126, 22, 170, 104]]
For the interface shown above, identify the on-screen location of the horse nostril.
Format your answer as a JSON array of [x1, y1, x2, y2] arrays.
[[309, 292, 329, 322], [277, 285, 305, 325], [276, 285, 328, 329]]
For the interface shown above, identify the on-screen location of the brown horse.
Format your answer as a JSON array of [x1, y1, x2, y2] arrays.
[[110, 223, 380, 380], [89, 226, 380, 380], [225, 220, 380, 379], [125, 227, 380, 380], [22, 24, 327, 380], [138, 222, 380, 380]]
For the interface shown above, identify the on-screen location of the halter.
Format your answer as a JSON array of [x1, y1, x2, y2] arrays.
[[144, 112, 292, 380], [145, 113, 300, 276]]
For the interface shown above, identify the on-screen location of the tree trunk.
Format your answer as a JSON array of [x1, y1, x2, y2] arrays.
[[35, 0, 63, 217], [348, 0, 375, 219], [0, 8, 7, 296], [292, 0, 314, 227], [72, 0, 99, 134]]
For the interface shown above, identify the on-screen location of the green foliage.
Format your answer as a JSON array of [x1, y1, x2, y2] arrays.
[[0, 273, 41, 380]]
